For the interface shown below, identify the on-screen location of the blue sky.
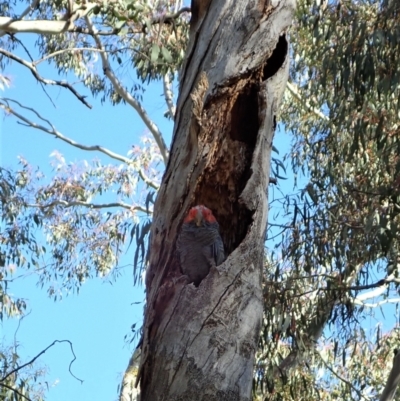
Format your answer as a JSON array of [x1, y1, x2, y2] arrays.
[[0, 52, 173, 400]]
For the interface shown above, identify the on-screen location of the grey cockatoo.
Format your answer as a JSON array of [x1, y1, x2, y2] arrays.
[[177, 205, 225, 285]]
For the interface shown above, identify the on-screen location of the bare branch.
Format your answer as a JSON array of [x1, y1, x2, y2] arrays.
[[287, 82, 329, 121], [152, 7, 190, 25], [0, 17, 69, 34], [29, 200, 152, 213], [354, 281, 391, 302], [0, 17, 132, 35], [0, 48, 92, 108], [18, 0, 40, 20], [1, 339, 82, 384], [319, 275, 399, 296], [0, 99, 159, 190], [0, 2, 97, 34], [7, 35, 58, 107], [163, 74, 176, 118], [34, 47, 107, 66], [353, 298, 400, 308], [33, 46, 148, 69], [0, 6, 190, 36], [84, 16, 169, 164]]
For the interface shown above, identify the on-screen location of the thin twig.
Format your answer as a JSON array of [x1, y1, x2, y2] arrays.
[[318, 350, 368, 401], [34, 47, 107, 65], [9, 35, 57, 107], [0, 99, 159, 190], [1, 339, 82, 384], [0, 48, 91, 108], [34, 46, 150, 68]]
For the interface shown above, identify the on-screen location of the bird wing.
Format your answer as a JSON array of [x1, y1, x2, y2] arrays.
[[212, 236, 225, 266]]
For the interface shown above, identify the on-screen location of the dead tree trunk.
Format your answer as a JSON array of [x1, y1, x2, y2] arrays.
[[138, 0, 295, 399]]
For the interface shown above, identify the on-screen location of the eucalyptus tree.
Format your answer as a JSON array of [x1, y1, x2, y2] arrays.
[[2, 0, 400, 400]]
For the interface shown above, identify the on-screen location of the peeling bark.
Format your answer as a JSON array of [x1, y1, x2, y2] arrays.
[[138, 1, 295, 399]]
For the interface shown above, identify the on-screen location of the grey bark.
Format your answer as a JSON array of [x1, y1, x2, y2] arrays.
[[135, 1, 295, 400], [380, 351, 400, 401], [120, 347, 141, 401]]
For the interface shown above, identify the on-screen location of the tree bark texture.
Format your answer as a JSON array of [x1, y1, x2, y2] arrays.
[[138, 0, 295, 399], [380, 351, 400, 401]]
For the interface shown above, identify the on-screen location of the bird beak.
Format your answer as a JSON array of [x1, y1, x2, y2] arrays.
[[195, 211, 203, 227]]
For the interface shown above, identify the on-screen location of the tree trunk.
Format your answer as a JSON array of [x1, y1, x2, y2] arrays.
[[138, 0, 295, 399], [380, 351, 400, 401]]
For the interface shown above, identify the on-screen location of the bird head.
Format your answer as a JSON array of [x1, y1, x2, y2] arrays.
[[183, 205, 217, 227]]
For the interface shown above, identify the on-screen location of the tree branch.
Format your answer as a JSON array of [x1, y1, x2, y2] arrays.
[[0, 7, 191, 36], [0, 1, 97, 35], [353, 281, 391, 302], [29, 200, 152, 213], [317, 350, 367, 400], [18, 0, 40, 20], [152, 7, 190, 25], [163, 74, 176, 119], [380, 351, 400, 401], [0, 17, 69, 35], [84, 16, 169, 164], [33, 47, 107, 66], [287, 82, 329, 122], [0, 48, 92, 108], [272, 264, 361, 379], [0, 99, 159, 190], [1, 339, 82, 384], [353, 298, 400, 308], [0, 383, 33, 401]]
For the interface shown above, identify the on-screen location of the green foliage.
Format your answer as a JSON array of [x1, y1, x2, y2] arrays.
[[255, 326, 400, 401], [0, 135, 161, 299], [282, 0, 400, 275], [253, 0, 400, 399], [0, 343, 48, 401], [0, 0, 189, 103]]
